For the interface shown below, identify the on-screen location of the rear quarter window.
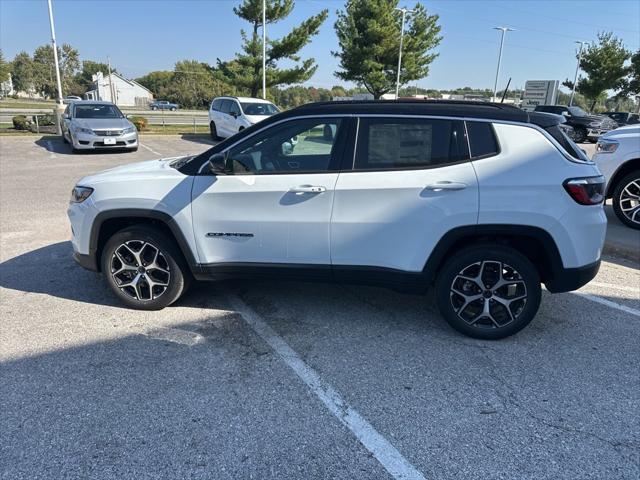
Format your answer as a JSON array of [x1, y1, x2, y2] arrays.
[[465, 121, 499, 159]]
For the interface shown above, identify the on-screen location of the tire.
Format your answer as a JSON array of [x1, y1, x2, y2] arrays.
[[62, 133, 68, 144], [101, 225, 191, 310], [573, 127, 587, 143], [210, 121, 220, 140], [612, 171, 640, 229], [435, 245, 542, 340], [152, 106, 158, 111], [170, 107, 176, 111]]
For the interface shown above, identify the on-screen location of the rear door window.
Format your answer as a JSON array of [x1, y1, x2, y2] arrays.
[[212, 99, 222, 111], [354, 117, 468, 170]]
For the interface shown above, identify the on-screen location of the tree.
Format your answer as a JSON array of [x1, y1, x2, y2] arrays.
[[0, 49, 11, 84], [219, 0, 328, 98], [333, 0, 441, 99], [32, 43, 80, 98], [619, 49, 640, 106], [135, 70, 174, 97], [574, 32, 630, 111], [10, 52, 35, 95]]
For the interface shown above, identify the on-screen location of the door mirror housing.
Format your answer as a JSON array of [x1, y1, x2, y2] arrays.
[[281, 141, 294, 156], [208, 152, 227, 174], [230, 111, 238, 118]]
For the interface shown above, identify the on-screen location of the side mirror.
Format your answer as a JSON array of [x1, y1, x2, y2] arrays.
[[63, 113, 70, 119], [208, 152, 227, 174], [125, 114, 131, 119], [230, 111, 238, 118]]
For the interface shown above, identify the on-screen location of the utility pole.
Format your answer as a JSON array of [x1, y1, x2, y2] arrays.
[[492, 27, 515, 102], [262, 0, 267, 99], [569, 41, 588, 107], [46, 0, 64, 134], [395, 7, 414, 99], [107, 56, 116, 104]]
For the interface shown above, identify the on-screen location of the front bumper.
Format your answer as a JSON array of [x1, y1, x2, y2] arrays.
[[587, 128, 613, 140], [71, 131, 138, 150], [545, 260, 600, 293]]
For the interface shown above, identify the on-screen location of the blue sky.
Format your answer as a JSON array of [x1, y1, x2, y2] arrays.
[[1, 0, 639, 92]]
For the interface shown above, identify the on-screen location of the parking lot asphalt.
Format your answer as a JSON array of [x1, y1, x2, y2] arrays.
[[1, 135, 639, 480]]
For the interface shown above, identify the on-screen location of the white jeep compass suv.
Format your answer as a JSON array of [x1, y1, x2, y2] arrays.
[[68, 101, 606, 339]]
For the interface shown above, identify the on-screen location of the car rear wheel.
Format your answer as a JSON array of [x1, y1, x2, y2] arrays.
[[612, 171, 640, 229], [210, 121, 220, 140], [152, 106, 158, 111], [101, 226, 190, 310], [435, 245, 541, 340], [170, 107, 176, 111]]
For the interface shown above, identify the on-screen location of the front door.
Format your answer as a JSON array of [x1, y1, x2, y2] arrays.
[[330, 116, 479, 273], [191, 116, 349, 266]]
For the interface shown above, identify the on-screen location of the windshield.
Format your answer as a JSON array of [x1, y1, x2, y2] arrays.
[[568, 106, 588, 117], [240, 102, 279, 116], [74, 104, 123, 119]]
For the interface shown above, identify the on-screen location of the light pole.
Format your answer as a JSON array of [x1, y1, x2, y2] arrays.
[[262, 0, 267, 99], [46, 0, 64, 134], [492, 27, 514, 102], [395, 7, 414, 99], [569, 41, 588, 106]]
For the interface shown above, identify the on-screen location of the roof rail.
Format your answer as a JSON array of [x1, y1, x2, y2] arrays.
[[298, 99, 521, 110]]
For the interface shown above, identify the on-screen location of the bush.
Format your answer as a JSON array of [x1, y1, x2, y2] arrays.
[[129, 115, 148, 131], [12, 115, 30, 130], [37, 114, 55, 126]]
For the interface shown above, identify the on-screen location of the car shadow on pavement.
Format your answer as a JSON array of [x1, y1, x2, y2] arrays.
[[179, 134, 218, 147], [34, 137, 135, 156]]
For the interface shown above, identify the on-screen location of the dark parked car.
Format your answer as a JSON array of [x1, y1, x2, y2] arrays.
[[534, 105, 617, 143], [603, 112, 639, 126], [149, 100, 179, 111]]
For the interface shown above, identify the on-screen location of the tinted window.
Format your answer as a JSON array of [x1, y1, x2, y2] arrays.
[[212, 99, 222, 111], [354, 118, 467, 170], [227, 118, 343, 174], [220, 100, 232, 114], [630, 114, 639, 124], [229, 101, 241, 115], [545, 125, 584, 159], [466, 121, 499, 158]]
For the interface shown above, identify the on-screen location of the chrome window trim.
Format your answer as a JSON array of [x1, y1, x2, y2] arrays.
[[197, 112, 591, 174]]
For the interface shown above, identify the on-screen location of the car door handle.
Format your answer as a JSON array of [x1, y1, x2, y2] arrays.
[[289, 185, 326, 194], [424, 181, 467, 191]]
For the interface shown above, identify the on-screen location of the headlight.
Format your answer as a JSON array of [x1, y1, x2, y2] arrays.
[[74, 126, 94, 134], [596, 139, 618, 153], [70, 186, 94, 203], [123, 125, 136, 134]]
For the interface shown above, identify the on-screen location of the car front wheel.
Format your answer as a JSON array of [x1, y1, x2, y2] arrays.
[[435, 245, 541, 339], [612, 171, 640, 229], [101, 226, 190, 310]]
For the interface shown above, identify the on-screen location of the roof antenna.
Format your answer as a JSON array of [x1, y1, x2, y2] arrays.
[[500, 77, 511, 103]]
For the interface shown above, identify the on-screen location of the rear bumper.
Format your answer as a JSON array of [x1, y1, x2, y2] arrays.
[[545, 260, 600, 293]]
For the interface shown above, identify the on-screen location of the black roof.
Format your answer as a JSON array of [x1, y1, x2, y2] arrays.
[[283, 99, 560, 127]]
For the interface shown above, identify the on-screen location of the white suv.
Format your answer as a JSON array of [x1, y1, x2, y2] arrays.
[[593, 124, 640, 229], [208, 96, 279, 140], [68, 101, 606, 339]]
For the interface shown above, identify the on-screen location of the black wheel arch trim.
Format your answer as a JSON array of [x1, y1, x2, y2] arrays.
[[86, 208, 199, 273], [78, 217, 591, 294]]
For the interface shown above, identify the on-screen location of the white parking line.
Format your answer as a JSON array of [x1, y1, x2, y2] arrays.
[[573, 292, 640, 318], [228, 294, 426, 480], [588, 281, 640, 294], [139, 142, 162, 156]]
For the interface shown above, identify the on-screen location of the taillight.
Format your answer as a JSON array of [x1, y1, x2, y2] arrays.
[[563, 176, 605, 205]]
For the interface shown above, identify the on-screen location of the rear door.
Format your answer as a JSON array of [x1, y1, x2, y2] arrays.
[[330, 116, 479, 272], [191, 116, 350, 266], [218, 99, 233, 136]]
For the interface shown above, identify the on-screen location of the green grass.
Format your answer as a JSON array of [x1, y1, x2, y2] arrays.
[[140, 124, 210, 135], [0, 99, 56, 110]]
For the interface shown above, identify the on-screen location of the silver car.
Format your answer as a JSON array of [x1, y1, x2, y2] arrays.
[[62, 101, 138, 153]]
